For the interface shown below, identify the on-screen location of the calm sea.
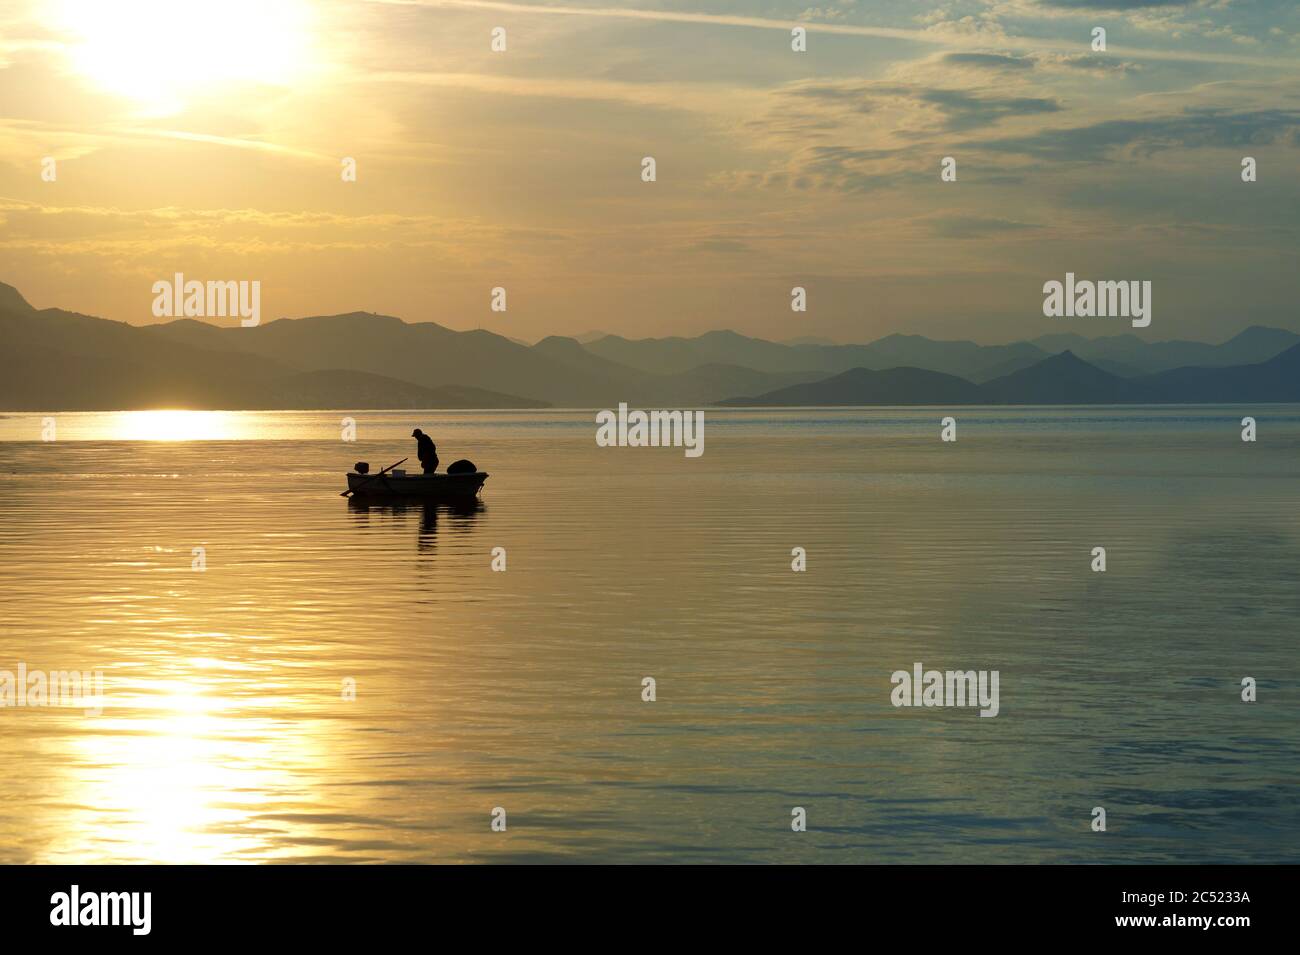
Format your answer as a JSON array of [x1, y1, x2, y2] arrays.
[[0, 407, 1297, 863]]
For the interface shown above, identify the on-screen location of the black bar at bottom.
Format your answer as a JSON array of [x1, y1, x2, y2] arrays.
[[0, 864, 1282, 941]]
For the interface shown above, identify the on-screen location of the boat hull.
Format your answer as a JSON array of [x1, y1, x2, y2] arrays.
[[347, 470, 488, 499]]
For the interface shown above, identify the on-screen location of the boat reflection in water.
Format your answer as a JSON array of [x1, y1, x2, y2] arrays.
[[347, 497, 485, 555]]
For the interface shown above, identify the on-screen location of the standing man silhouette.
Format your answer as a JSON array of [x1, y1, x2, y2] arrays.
[[412, 428, 439, 474]]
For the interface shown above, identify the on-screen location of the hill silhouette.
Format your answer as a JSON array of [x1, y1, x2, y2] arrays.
[[717, 366, 984, 406], [2, 280, 1299, 410], [978, 350, 1141, 404], [0, 287, 542, 410], [721, 346, 1300, 406]]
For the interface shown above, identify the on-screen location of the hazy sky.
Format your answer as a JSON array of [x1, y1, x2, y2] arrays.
[[1, 0, 1297, 343]]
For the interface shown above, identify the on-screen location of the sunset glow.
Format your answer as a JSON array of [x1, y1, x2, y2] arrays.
[[3, 0, 1295, 342], [55, 0, 316, 113]]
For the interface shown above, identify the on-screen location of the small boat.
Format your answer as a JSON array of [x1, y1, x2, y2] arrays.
[[346, 468, 488, 500]]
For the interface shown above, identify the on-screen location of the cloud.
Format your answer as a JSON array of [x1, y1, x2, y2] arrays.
[[0, 198, 510, 259], [1040, 52, 1143, 73], [939, 50, 1141, 74], [712, 143, 917, 195], [978, 107, 1300, 160], [917, 88, 1062, 130], [928, 215, 1040, 239], [942, 52, 1036, 70], [1035, 1, 1196, 8], [776, 80, 1063, 132], [369, 0, 1298, 69], [688, 237, 753, 254], [919, 13, 1009, 42], [735, 76, 1071, 193]]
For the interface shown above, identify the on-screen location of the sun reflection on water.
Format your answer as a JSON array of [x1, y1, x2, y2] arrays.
[[39, 675, 334, 864], [105, 410, 238, 442]]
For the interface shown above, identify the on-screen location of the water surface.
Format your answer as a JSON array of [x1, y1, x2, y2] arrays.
[[0, 407, 1296, 863]]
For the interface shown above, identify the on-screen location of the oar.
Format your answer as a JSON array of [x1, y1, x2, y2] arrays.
[[341, 457, 407, 497]]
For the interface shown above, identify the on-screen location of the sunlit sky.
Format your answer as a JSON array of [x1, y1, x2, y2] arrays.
[[0, 0, 1297, 343]]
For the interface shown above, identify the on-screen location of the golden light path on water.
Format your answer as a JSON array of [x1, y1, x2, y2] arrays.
[[6, 410, 302, 442], [41, 678, 302, 864], [102, 410, 241, 442]]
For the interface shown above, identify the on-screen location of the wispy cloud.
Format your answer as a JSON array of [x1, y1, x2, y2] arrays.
[[978, 106, 1300, 160], [367, 0, 1300, 68]]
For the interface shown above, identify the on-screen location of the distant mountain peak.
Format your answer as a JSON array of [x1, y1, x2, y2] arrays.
[[0, 282, 34, 314], [1007, 349, 1115, 377], [1224, 325, 1298, 345], [699, 329, 750, 342], [298, 310, 406, 324], [781, 335, 838, 347], [532, 334, 588, 355]]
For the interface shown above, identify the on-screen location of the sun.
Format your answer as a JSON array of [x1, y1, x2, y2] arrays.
[[56, 0, 315, 114]]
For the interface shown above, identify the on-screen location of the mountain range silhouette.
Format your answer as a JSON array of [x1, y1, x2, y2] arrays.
[[2, 281, 1298, 409]]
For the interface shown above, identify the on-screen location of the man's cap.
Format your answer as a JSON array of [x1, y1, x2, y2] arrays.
[[411, 428, 421, 436]]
